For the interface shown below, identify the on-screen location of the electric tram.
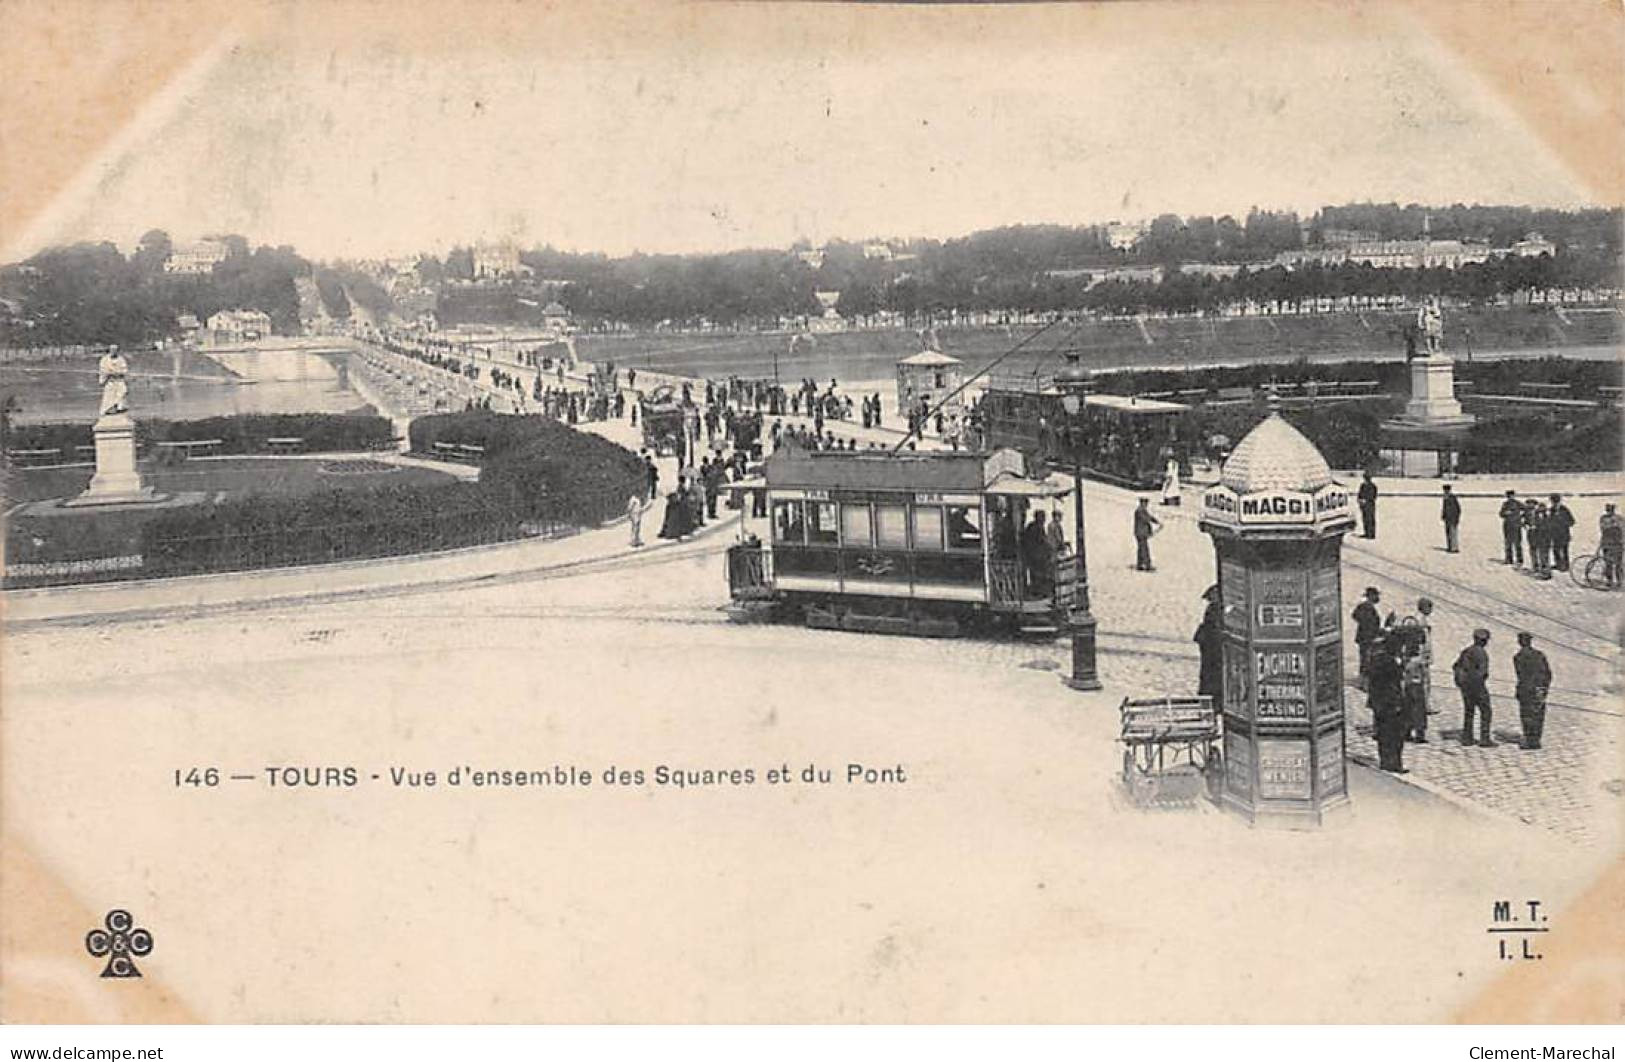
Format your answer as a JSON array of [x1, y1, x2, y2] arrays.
[[726, 442, 1077, 637], [974, 383, 1194, 490]]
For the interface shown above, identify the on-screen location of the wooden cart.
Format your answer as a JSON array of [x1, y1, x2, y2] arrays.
[[1119, 695, 1221, 807]]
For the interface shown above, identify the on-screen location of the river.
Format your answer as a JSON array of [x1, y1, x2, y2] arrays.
[[1, 344, 376, 424]]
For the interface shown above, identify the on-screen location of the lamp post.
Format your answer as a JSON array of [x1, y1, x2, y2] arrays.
[[1055, 350, 1101, 691]]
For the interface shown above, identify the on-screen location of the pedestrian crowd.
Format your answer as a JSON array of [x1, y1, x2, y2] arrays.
[[1349, 584, 1556, 774]]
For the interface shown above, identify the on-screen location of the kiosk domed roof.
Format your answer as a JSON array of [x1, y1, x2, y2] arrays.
[[1220, 413, 1333, 494], [898, 348, 961, 367]]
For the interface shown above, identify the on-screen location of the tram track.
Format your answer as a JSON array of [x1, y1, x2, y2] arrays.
[[1341, 543, 1619, 665]]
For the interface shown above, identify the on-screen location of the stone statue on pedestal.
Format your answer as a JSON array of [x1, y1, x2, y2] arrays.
[[98, 347, 130, 416], [1417, 297, 1444, 357]]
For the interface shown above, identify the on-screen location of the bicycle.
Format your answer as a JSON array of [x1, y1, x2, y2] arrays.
[[1569, 551, 1622, 591]]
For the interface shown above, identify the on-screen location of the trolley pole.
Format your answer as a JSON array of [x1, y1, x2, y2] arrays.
[[1056, 350, 1102, 692]]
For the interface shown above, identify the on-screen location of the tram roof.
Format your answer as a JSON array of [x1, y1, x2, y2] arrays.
[[763, 444, 1029, 491], [980, 384, 1188, 414], [1083, 393, 1188, 413]]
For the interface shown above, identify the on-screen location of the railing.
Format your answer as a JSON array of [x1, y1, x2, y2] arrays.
[[989, 559, 1023, 605], [727, 545, 773, 596]]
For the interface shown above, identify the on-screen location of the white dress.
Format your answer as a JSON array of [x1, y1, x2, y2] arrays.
[[1161, 459, 1181, 505]]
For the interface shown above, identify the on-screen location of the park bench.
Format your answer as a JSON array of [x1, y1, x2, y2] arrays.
[[432, 441, 460, 460], [1519, 382, 1572, 396], [265, 436, 304, 455], [6, 447, 62, 467], [75, 444, 96, 461], [1214, 386, 1253, 402], [457, 443, 486, 463], [1341, 380, 1381, 394], [156, 439, 223, 458]]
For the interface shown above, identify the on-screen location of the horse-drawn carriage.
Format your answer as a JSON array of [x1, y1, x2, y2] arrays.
[[640, 384, 694, 458]]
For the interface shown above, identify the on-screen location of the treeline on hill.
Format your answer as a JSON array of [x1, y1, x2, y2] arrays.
[[510, 206, 1621, 328], [6, 205, 1621, 342], [0, 230, 361, 347], [137, 412, 644, 578]]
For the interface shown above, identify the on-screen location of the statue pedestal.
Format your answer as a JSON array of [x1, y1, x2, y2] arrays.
[[1389, 356, 1475, 429], [65, 414, 154, 507]]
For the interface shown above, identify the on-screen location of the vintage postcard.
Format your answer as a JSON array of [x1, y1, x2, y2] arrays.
[[1, 0, 1621, 1028]]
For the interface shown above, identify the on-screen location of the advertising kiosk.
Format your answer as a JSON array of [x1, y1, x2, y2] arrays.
[[1198, 412, 1356, 827]]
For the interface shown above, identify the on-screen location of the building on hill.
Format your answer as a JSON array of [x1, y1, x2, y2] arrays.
[[1105, 221, 1146, 251], [1179, 262, 1245, 279], [473, 241, 526, 279], [205, 308, 273, 344], [1085, 264, 1164, 288], [1320, 228, 1381, 246], [809, 290, 846, 332], [163, 238, 230, 275], [542, 301, 571, 334], [1508, 233, 1557, 258]]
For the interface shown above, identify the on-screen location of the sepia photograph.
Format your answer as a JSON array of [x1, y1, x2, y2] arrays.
[[1, 0, 1621, 1042]]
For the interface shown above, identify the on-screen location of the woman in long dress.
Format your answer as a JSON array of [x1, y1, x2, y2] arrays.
[[1160, 455, 1181, 507], [658, 480, 692, 540]]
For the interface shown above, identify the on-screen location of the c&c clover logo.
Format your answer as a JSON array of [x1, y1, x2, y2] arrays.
[[85, 908, 153, 978]]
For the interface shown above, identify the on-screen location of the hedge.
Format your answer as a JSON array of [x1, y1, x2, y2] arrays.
[[4, 413, 393, 457], [132, 413, 644, 578], [1092, 356, 1623, 399], [1457, 411, 1623, 474], [138, 481, 518, 578], [414, 411, 646, 525]]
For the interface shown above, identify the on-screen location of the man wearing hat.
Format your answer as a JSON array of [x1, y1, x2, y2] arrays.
[[1452, 628, 1495, 747], [1351, 587, 1387, 690], [1369, 631, 1409, 773], [1548, 494, 1575, 572], [1513, 632, 1552, 750], [1498, 490, 1525, 567]]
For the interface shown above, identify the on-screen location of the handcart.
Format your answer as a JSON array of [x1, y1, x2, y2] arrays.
[[1119, 695, 1222, 807]]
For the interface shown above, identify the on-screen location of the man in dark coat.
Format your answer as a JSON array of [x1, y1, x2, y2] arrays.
[[1547, 493, 1575, 571], [1441, 484, 1461, 553], [1351, 586, 1385, 690], [1019, 511, 1053, 597], [1453, 628, 1494, 746], [1357, 471, 1378, 539], [1369, 633, 1408, 773], [1512, 632, 1552, 750], [1195, 585, 1225, 715], [1499, 490, 1524, 566]]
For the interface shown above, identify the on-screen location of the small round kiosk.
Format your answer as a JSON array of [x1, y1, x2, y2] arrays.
[[1198, 413, 1356, 827], [895, 347, 964, 419]]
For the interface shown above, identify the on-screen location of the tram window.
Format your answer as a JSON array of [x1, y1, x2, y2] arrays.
[[807, 501, 840, 545], [772, 500, 805, 543], [842, 503, 874, 547], [875, 504, 909, 549], [945, 505, 982, 551], [912, 506, 944, 550]]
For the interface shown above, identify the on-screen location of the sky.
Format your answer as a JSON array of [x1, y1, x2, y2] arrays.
[[6, 1, 1610, 264]]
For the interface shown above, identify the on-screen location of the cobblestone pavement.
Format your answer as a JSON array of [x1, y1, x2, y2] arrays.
[[1014, 480, 1625, 849]]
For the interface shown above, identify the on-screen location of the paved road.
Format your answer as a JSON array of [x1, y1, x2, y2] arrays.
[[2, 512, 1605, 1021]]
